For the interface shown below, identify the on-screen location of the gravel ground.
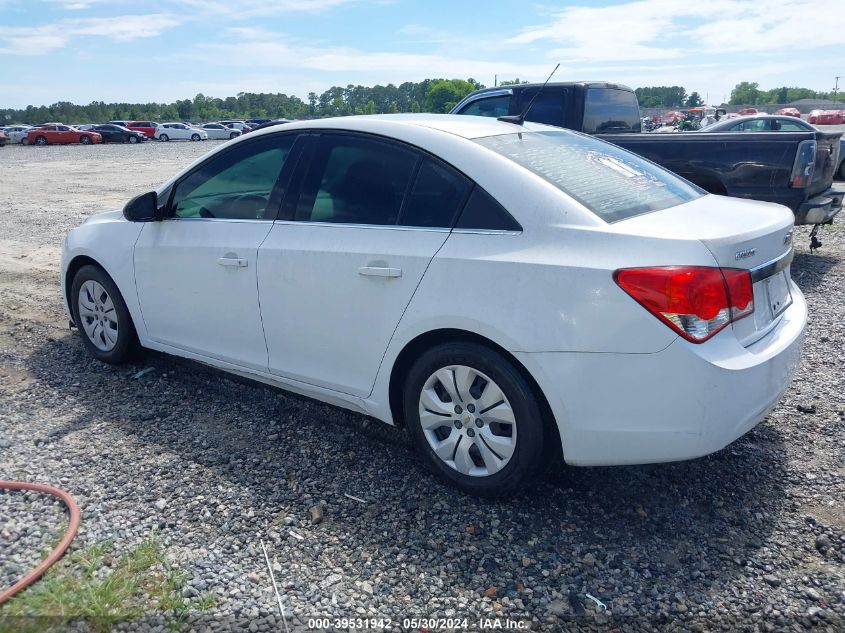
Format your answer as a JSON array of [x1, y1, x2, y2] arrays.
[[0, 142, 844, 631]]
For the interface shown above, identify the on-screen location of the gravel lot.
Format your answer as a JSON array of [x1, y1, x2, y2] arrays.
[[0, 141, 844, 631]]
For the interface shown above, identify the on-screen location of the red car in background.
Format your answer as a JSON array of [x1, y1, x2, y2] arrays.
[[661, 110, 685, 124], [774, 107, 801, 118], [810, 110, 845, 125], [26, 123, 102, 145], [737, 107, 759, 115], [126, 121, 159, 138]]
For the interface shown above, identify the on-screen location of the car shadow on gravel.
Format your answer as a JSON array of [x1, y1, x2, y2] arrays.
[[792, 251, 839, 291], [25, 333, 792, 623]]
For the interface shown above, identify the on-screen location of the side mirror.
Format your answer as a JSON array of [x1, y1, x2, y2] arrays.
[[123, 191, 158, 222]]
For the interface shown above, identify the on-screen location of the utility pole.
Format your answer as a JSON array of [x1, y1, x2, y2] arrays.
[[833, 76, 841, 103]]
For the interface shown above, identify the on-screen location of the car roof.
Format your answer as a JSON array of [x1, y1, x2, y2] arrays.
[[251, 113, 551, 140]]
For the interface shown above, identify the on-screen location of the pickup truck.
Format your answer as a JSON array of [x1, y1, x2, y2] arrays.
[[450, 82, 843, 226]]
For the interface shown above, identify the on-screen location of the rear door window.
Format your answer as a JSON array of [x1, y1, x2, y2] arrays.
[[399, 158, 472, 228], [518, 89, 566, 127], [296, 134, 418, 226], [458, 96, 511, 118], [583, 88, 641, 133], [476, 130, 702, 222]]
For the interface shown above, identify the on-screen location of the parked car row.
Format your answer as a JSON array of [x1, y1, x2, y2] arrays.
[[0, 119, 290, 146]]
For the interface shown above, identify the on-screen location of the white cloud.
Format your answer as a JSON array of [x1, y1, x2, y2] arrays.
[[176, 0, 381, 18], [507, 0, 844, 62], [0, 13, 178, 55]]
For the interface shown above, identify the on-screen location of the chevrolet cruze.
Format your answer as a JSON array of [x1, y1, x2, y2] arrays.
[[61, 114, 806, 496]]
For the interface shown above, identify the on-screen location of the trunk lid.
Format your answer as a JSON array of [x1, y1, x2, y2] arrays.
[[615, 194, 796, 346]]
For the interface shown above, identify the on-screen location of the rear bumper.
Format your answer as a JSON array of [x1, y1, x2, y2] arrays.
[[795, 188, 843, 224], [518, 283, 806, 466]]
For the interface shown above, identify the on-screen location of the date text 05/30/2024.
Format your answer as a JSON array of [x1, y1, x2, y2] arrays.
[[306, 617, 530, 630]]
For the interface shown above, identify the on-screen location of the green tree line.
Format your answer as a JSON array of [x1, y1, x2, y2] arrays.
[[3, 79, 840, 125], [0, 78, 484, 125]]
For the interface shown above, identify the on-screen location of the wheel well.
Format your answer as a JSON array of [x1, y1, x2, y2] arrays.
[[64, 255, 104, 318], [388, 328, 563, 462]]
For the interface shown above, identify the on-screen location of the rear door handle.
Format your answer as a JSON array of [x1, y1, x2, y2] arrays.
[[217, 256, 248, 268], [358, 266, 402, 278]]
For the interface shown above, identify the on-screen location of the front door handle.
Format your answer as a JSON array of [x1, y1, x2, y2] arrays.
[[358, 266, 402, 278], [217, 256, 248, 268]]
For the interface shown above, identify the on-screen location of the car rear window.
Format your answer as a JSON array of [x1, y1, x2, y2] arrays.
[[582, 88, 641, 133], [475, 130, 703, 222]]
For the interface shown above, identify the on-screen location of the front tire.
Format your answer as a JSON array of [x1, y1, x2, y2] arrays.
[[35, 136, 47, 146], [128, 135, 138, 144], [159, 134, 169, 142], [71, 265, 138, 364], [229, 132, 239, 139], [403, 341, 545, 497], [80, 135, 92, 145], [191, 133, 200, 141]]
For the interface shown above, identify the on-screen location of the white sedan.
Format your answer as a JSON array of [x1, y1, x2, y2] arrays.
[[201, 123, 241, 140], [155, 122, 208, 142], [4, 125, 31, 143], [61, 114, 805, 496]]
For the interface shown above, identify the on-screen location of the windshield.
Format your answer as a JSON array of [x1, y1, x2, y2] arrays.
[[476, 130, 703, 222]]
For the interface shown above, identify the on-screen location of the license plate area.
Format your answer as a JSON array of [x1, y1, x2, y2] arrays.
[[763, 270, 792, 321]]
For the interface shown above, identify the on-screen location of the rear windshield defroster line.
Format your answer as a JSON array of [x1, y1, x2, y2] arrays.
[[475, 130, 703, 222]]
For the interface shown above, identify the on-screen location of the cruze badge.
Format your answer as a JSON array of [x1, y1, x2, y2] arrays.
[[783, 230, 793, 246], [735, 248, 756, 261]]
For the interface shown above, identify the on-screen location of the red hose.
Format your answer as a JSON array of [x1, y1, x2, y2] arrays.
[[0, 481, 81, 606]]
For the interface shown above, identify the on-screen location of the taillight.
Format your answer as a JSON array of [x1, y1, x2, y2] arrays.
[[614, 266, 754, 343], [790, 140, 816, 188]]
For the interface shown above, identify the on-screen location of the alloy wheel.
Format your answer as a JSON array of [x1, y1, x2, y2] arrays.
[[77, 280, 119, 352], [418, 365, 517, 477]]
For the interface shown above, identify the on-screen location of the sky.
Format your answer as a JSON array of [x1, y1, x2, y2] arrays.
[[0, 0, 843, 109]]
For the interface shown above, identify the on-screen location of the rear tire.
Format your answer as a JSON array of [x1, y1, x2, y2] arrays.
[[71, 265, 139, 364], [403, 341, 546, 497], [21, 138, 30, 146]]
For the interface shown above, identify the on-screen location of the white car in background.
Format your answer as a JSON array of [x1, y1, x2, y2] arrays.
[[4, 125, 32, 143], [155, 122, 208, 142], [201, 123, 241, 140], [60, 115, 805, 496]]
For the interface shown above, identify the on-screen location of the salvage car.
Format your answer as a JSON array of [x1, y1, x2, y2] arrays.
[[62, 115, 806, 496], [155, 122, 207, 142], [774, 107, 802, 118], [93, 124, 148, 143], [27, 124, 102, 145], [451, 83, 843, 227], [200, 123, 241, 140], [3, 125, 31, 144], [126, 121, 159, 138], [699, 115, 815, 133]]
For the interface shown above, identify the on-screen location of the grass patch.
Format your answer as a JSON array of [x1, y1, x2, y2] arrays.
[[0, 536, 214, 633]]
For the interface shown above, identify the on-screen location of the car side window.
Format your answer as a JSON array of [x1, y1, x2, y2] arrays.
[[777, 120, 807, 131], [296, 134, 418, 225], [459, 96, 510, 118], [170, 135, 296, 221], [455, 186, 522, 232], [399, 158, 472, 228]]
